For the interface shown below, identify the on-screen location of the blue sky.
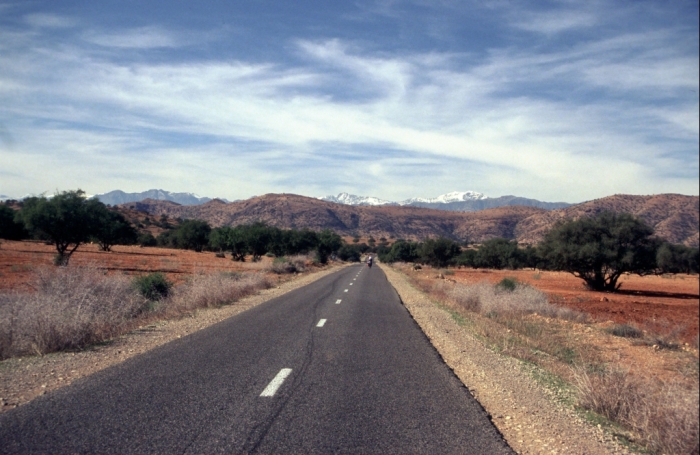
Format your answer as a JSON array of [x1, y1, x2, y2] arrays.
[[1, 0, 698, 203]]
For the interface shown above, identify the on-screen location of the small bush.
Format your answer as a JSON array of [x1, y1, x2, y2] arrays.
[[133, 273, 172, 301], [496, 277, 518, 292], [605, 324, 643, 339]]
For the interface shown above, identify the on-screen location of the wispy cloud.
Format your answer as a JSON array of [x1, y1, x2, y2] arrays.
[[0, 1, 697, 202], [82, 26, 182, 49]]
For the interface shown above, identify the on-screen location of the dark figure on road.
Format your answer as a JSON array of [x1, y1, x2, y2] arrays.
[[367, 256, 373, 268]]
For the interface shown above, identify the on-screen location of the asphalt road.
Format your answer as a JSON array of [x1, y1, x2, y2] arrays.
[[0, 264, 514, 454]]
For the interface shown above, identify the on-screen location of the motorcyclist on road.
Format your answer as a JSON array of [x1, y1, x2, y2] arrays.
[[367, 256, 373, 268]]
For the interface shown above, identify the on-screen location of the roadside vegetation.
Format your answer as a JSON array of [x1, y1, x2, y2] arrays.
[[394, 268, 699, 455], [0, 266, 272, 360]]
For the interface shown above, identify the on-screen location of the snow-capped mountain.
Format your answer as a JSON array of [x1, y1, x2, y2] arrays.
[[399, 191, 487, 205], [320, 191, 486, 206], [94, 189, 228, 206], [320, 192, 397, 206], [319, 191, 571, 212]]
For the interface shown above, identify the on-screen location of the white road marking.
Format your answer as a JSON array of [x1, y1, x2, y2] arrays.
[[260, 368, 293, 397], [317, 319, 327, 327], [349, 283, 353, 285], [336, 299, 342, 304], [344, 289, 348, 292]]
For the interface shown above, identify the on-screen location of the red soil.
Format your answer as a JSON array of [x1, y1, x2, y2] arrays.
[[449, 268, 699, 344], [0, 240, 276, 292]]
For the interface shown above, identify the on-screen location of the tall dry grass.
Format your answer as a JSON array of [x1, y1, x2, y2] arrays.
[[166, 272, 271, 313], [0, 267, 272, 360], [438, 280, 587, 322], [0, 266, 145, 359], [574, 368, 699, 455]]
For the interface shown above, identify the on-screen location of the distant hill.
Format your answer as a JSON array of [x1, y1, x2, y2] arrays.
[[122, 193, 698, 247], [94, 189, 228, 206], [515, 194, 699, 246]]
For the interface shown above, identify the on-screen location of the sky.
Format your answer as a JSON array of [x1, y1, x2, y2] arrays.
[[0, 0, 698, 204]]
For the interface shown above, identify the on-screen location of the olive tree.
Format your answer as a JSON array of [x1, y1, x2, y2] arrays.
[[538, 212, 660, 291], [17, 190, 99, 265]]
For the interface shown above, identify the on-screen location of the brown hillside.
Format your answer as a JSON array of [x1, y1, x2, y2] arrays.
[[515, 194, 699, 247], [125, 194, 544, 242], [123, 193, 699, 246]]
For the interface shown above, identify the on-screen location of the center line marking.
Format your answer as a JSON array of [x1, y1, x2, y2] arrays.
[[317, 319, 327, 327], [336, 299, 342, 304], [344, 289, 348, 292], [260, 368, 293, 397], [349, 283, 353, 285]]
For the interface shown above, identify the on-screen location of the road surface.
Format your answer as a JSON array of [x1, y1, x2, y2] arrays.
[[0, 264, 513, 454]]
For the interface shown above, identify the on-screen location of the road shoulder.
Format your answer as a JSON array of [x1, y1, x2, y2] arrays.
[[380, 263, 629, 455]]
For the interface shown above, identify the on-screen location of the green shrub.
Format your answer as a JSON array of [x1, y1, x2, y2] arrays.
[[133, 273, 172, 301], [496, 277, 518, 292]]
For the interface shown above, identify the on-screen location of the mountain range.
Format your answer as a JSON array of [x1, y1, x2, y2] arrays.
[[320, 191, 571, 211], [90, 188, 571, 212], [94, 189, 230, 206], [121, 193, 699, 247]]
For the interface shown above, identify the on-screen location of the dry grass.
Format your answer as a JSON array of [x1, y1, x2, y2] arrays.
[[166, 272, 272, 313], [573, 368, 699, 455], [0, 266, 145, 359], [440, 280, 588, 321], [267, 254, 309, 275], [0, 265, 273, 360], [395, 264, 699, 454]]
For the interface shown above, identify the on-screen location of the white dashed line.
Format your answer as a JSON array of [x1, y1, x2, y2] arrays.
[[260, 368, 293, 397], [336, 299, 342, 304], [344, 289, 348, 292], [317, 319, 327, 327], [349, 283, 353, 285]]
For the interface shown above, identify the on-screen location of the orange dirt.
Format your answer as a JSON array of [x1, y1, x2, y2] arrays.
[[0, 240, 277, 292], [448, 268, 699, 345]]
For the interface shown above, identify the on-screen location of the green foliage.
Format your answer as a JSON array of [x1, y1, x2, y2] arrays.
[[476, 238, 523, 269], [0, 205, 27, 240], [16, 190, 100, 265], [316, 229, 343, 264], [538, 212, 660, 291], [496, 277, 519, 292], [656, 242, 699, 274], [419, 237, 461, 267], [337, 244, 361, 262], [451, 249, 478, 268], [137, 232, 157, 247], [174, 219, 211, 252], [378, 239, 420, 263], [133, 273, 172, 301], [91, 207, 138, 251]]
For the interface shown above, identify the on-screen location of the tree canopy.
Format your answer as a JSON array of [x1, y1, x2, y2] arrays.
[[538, 212, 660, 291], [16, 190, 100, 265]]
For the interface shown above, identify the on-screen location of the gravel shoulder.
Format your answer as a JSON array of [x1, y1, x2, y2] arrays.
[[380, 263, 630, 455], [0, 265, 347, 412]]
